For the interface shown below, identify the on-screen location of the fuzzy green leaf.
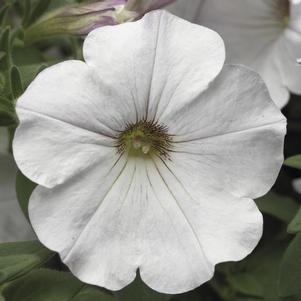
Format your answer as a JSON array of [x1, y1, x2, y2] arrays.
[[284, 155, 301, 170], [241, 241, 287, 301], [21, 0, 32, 27], [0, 27, 11, 72], [28, 0, 51, 25], [255, 191, 298, 223], [279, 234, 301, 297], [2, 269, 115, 301], [0, 4, 10, 26], [0, 241, 54, 285], [10, 65, 23, 99], [0, 96, 16, 126], [226, 273, 264, 297], [0, 51, 6, 62], [288, 207, 301, 234]]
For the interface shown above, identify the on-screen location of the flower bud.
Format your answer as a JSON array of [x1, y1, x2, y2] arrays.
[[24, 0, 176, 44]]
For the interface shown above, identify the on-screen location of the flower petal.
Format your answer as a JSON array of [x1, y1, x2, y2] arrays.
[[195, 0, 297, 107], [149, 156, 263, 267], [13, 60, 131, 188], [16, 60, 136, 136], [29, 155, 262, 294], [83, 10, 225, 120], [13, 108, 118, 188], [197, 0, 284, 64], [161, 65, 286, 199], [29, 157, 213, 294], [277, 29, 301, 95], [290, 0, 301, 34], [251, 43, 290, 108]]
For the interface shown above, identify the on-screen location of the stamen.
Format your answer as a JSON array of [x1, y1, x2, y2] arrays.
[[117, 119, 173, 159]]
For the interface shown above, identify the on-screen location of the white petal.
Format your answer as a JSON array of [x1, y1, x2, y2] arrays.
[[161, 65, 286, 199], [29, 157, 212, 293], [13, 60, 124, 188], [29, 154, 263, 294], [150, 156, 263, 267], [277, 29, 301, 95], [251, 43, 290, 108], [13, 109, 117, 188], [197, 0, 284, 64], [194, 0, 300, 107], [289, 0, 301, 34], [16, 60, 133, 136], [83, 10, 225, 121]]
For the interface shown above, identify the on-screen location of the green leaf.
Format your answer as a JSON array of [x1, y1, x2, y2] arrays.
[[72, 286, 115, 301], [114, 276, 171, 301], [16, 170, 37, 219], [11, 46, 47, 88], [21, 0, 32, 27], [284, 155, 301, 170], [12, 46, 45, 66], [18, 63, 47, 88], [226, 273, 263, 297], [0, 241, 54, 285], [0, 27, 12, 72], [2, 269, 116, 301], [288, 207, 301, 234], [279, 234, 301, 297], [255, 191, 298, 223], [28, 0, 51, 25], [0, 4, 10, 25], [10, 65, 23, 99], [241, 241, 287, 301], [0, 96, 16, 126], [0, 52, 6, 62]]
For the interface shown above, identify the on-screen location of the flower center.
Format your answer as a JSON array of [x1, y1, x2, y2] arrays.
[[117, 119, 173, 158]]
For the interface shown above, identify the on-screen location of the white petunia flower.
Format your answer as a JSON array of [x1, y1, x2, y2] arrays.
[[13, 11, 286, 294], [169, 0, 301, 108]]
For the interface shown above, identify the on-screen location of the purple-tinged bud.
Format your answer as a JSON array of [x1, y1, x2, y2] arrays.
[[24, 0, 176, 44]]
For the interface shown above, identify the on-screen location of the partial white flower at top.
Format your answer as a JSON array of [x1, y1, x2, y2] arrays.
[[13, 11, 286, 294], [169, 0, 301, 108]]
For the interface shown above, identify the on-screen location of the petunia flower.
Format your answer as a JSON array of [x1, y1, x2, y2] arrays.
[[168, 0, 301, 108], [24, 0, 175, 43], [13, 11, 286, 294]]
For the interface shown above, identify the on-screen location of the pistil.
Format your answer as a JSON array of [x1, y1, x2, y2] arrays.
[[117, 119, 172, 158]]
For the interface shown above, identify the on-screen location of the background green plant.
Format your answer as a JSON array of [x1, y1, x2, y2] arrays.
[[1, 0, 301, 300]]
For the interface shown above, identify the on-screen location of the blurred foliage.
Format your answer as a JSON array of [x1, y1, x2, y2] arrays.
[[0, 0, 301, 301]]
